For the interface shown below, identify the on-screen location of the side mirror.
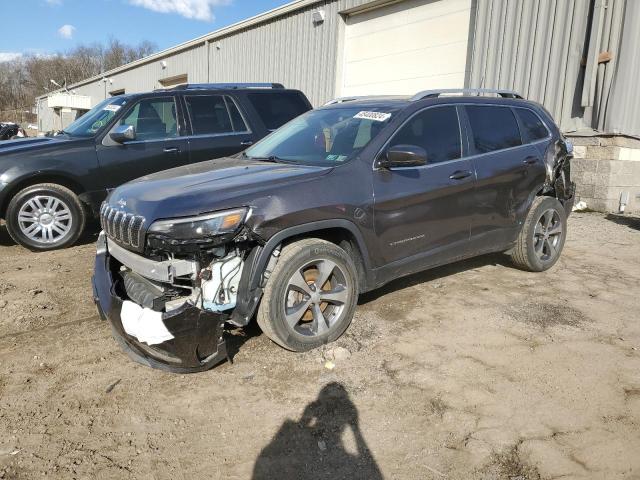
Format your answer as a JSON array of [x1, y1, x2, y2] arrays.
[[110, 124, 136, 144], [380, 144, 427, 169]]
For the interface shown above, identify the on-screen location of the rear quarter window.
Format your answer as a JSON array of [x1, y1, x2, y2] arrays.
[[515, 108, 549, 143], [466, 105, 522, 154], [247, 92, 310, 130]]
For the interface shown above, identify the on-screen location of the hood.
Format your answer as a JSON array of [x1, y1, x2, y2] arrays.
[[107, 157, 332, 221], [0, 135, 76, 155]]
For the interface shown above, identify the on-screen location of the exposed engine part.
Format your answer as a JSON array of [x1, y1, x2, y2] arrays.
[[201, 252, 244, 312], [121, 270, 197, 312]]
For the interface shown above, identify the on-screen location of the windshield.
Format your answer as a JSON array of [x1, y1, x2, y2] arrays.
[[64, 97, 130, 137], [244, 107, 397, 166]]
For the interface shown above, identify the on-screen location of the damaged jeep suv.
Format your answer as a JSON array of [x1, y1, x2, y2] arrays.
[[93, 88, 575, 373]]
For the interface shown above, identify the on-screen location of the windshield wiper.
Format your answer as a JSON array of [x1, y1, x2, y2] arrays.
[[245, 155, 285, 163]]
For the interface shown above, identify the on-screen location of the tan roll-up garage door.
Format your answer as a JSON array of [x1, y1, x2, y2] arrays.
[[339, 0, 472, 97]]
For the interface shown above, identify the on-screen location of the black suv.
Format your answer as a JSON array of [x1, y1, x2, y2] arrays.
[[92, 89, 575, 373], [0, 84, 311, 250], [0, 122, 20, 141]]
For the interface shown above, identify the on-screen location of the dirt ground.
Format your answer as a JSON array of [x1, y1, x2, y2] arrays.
[[0, 213, 639, 480]]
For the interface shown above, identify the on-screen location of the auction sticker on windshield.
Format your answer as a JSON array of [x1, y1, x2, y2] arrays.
[[104, 105, 121, 112], [354, 111, 391, 122]]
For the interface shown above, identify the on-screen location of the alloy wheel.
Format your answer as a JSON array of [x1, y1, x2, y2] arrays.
[[284, 259, 351, 337], [17, 195, 73, 245], [533, 208, 563, 262]]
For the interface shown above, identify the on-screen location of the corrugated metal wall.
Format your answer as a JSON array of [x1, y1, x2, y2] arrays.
[[72, 44, 208, 104], [468, 0, 631, 135], [40, 0, 637, 136], [603, 0, 640, 136], [469, 0, 592, 132], [207, 0, 372, 106]]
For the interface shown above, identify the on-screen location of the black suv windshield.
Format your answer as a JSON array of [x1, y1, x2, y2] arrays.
[[244, 107, 397, 166], [64, 97, 130, 137]]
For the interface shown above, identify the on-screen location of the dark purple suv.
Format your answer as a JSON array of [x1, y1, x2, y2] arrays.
[[93, 88, 575, 373]]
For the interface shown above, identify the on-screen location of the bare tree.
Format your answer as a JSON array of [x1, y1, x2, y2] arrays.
[[0, 39, 156, 118]]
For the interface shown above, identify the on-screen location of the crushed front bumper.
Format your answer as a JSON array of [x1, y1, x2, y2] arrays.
[[92, 233, 228, 373]]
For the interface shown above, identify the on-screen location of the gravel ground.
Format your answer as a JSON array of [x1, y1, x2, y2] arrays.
[[0, 213, 639, 480]]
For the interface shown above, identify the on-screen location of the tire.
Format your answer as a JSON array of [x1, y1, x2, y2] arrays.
[[510, 196, 567, 272], [257, 238, 359, 352], [5, 183, 86, 251]]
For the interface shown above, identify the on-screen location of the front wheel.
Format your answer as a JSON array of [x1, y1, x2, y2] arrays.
[[5, 183, 86, 251], [510, 196, 567, 272], [257, 238, 359, 352]]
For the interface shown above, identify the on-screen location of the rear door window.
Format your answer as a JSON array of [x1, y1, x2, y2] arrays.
[[466, 105, 522, 154], [247, 92, 310, 130], [515, 108, 549, 143], [185, 95, 249, 135], [389, 106, 462, 164]]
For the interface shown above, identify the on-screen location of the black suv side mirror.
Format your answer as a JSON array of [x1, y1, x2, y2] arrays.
[[110, 125, 136, 144], [379, 144, 427, 169]]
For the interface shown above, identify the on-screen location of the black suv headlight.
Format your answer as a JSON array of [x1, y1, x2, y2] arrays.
[[148, 208, 248, 241]]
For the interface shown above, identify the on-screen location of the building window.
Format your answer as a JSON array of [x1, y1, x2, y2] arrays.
[[110, 89, 126, 96]]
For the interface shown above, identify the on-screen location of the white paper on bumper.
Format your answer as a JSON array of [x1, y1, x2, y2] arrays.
[[120, 301, 175, 345]]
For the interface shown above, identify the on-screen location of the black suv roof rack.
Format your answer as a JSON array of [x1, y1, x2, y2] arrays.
[[411, 88, 523, 101], [160, 83, 285, 91]]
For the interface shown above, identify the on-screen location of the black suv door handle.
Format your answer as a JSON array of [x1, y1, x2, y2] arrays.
[[449, 170, 473, 180], [523, 156, 538, 165], [240, 141, 253, 146], [164, 147, 180, 154]]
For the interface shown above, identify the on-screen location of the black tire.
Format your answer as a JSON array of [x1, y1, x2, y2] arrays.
[[511, 196, 567, 272], [5, 183, 86, 251], [257, 238, 359, 352]]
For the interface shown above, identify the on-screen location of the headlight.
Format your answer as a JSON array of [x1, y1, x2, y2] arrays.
[[148, 208, 248, 240]]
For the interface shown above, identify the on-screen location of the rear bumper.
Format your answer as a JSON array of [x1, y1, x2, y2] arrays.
[[92, 233, 228, 373]]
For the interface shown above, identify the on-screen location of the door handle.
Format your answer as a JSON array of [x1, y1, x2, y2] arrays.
[[449, 170, 473, 180], [240, 141, 253, 146], [163, 147, 180, 154], [523, 156, 538, 165]]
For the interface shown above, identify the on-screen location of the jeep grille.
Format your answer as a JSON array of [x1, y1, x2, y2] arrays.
[[100, 203, 145, 250]]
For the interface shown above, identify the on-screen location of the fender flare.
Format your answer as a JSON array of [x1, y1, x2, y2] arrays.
[[230, 219, 373, 326], [250, 219, 372, 291]]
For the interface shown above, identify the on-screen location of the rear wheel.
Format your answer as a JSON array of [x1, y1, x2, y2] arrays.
[[511, 196, 567, 271], [5, 183, 86, 251], [257, 238, 359, 352]]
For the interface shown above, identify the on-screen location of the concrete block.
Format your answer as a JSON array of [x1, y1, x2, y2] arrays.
[[577, 171, 597, 186], [610, 174, 639, 187], [619, 161, 640, 175], [571, 158, 598, 173], [606, 136, 640, 148], [573, 145, 587, 159], [593, 185, 617, 200], [596, 160, 612, 175], [568, 136, 600, 146], [575, 183, 595, 198], [587, 146, 620, 161]]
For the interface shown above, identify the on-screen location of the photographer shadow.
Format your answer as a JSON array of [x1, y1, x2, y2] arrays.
[[252, 382, 383, 480]]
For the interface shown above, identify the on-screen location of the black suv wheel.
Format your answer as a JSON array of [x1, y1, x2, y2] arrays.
[[5, 183, 86, 251], [257, 239, 359, 351], [511, 196, 567, 271]]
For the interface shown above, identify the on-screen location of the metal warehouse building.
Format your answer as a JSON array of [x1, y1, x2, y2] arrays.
[[38, 0, 640, 212]]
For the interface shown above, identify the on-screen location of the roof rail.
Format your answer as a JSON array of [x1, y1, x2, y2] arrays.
[[411, 88, 523, 101], [322, 95, 395, 106], [159, 82, 285, 91]]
